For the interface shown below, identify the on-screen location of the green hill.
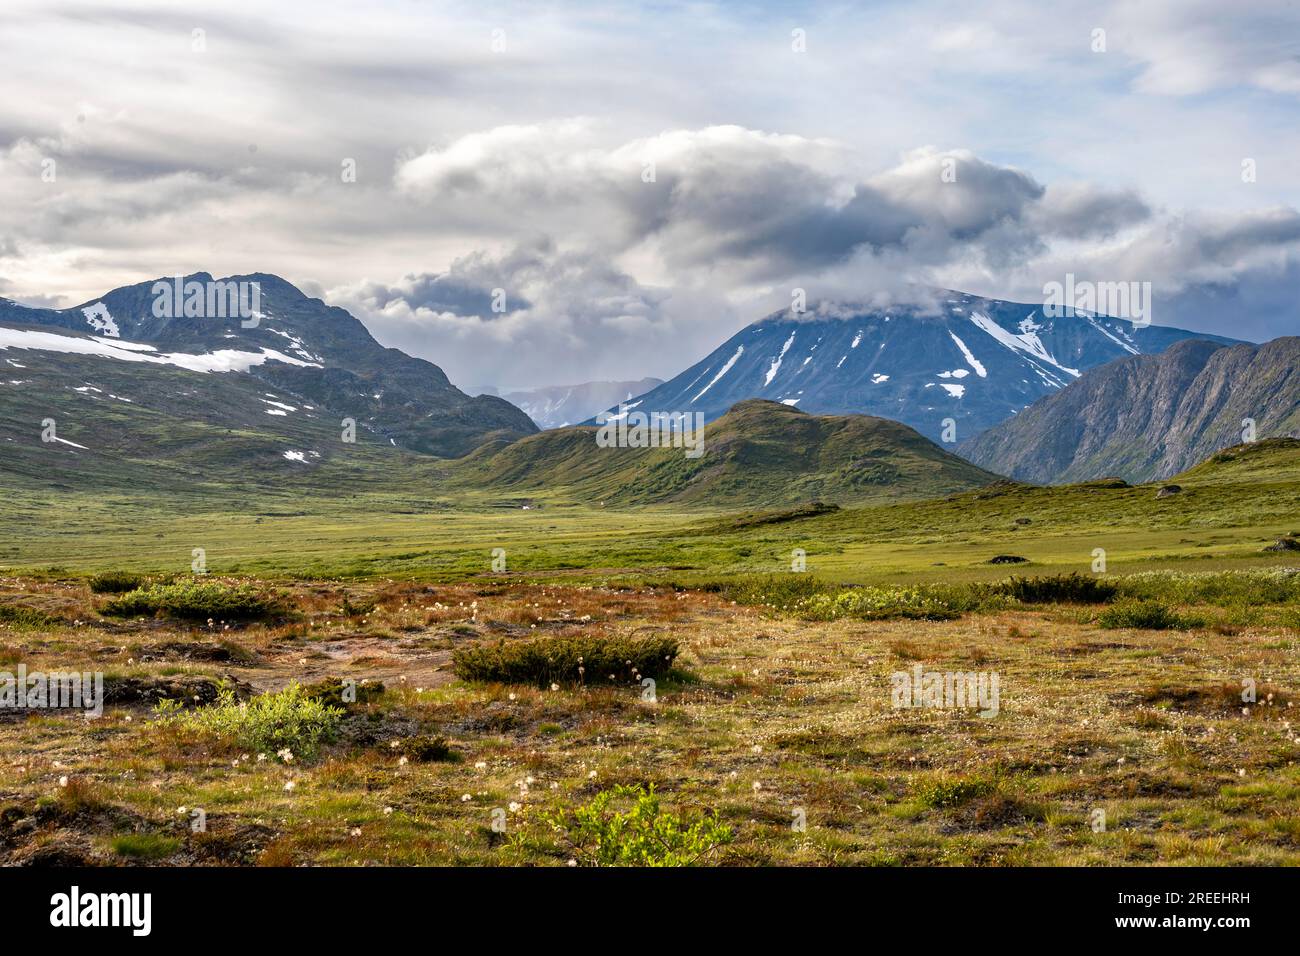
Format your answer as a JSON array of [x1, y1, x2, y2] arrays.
[[451, 399, 999, 507]]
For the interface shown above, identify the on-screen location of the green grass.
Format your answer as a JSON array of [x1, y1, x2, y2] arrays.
[[109, 833, 182, 860]]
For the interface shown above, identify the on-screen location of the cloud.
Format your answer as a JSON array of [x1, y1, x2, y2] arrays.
[[1, 0, 1299, 386]]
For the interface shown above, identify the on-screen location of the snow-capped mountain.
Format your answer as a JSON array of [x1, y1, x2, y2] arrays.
[[588, 291, 1239, 445], [0, 273, 536, 458], [503, 378, 663, 429]]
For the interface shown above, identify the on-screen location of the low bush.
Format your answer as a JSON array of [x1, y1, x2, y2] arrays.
[[1116, 568, 1300, 607], [541, 784, 732, 866], [798, 586, 963, 621], [101, 579, 286, 622], [915, 776, 994, 809], [88, 571, 146, 594], [0, 603, 58, 630], [153, 683, 343, 761], [301, 676, 385, 709], [996, 573, 1117, 604], [1098, 599, 1197, 630], [453, 634, 680, 687], [395, 735, 457, 763]]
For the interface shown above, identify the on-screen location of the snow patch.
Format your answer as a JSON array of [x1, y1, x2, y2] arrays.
[[692, 345, 744, 402], [764, 331, 796, 387], [81, 302, 120, 338], [969, 312, 1079, 377], [0, 328, 323, 373], [948, 332, 987, 377]]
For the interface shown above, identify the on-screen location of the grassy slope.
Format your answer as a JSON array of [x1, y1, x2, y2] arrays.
[[2, 438, 1298, 585], [452, 399, 999, 508]]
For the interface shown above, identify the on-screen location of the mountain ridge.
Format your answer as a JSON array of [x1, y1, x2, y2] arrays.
[[586, 290, 1240, 444], [960, 336, 1300, 483], [0, 272, 537, 458]]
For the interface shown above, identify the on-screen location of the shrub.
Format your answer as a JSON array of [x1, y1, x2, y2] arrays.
[[716, 575, 1004, 621], [0, 603, 58, 630], [541, 784, 732, 866], [1098, 599, 1195, 630], [996, 573, 1117, 604], [715, 574, 829, 610], [798, 586, 962, 621], [452, 634, 679, 687], [102, 579, 286, 622], [1115, 568, 1300, 607], [88, 571, 145, 594], [153, 683, 343, 760], [395, 735, 457, 762], [915, 777, 993, 809], [301, 676, 385, 709]]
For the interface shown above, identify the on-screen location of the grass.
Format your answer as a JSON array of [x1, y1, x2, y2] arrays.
[[110, 832, 182, 860], [0, 569, 1297, 866], [1, 439, 1299, 865]]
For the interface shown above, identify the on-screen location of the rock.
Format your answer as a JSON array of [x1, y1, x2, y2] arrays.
[[1014, 517, 1033, 525], [103, 674, 251, 707], [1263, 538, 1300, 552], [988, 555, 1029, 565], [1156, 485, 1182, 498]]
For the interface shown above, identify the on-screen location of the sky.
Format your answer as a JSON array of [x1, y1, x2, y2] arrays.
[[1, 0, 1298, 390]]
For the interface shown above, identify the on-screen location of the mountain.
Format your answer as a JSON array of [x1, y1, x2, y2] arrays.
[[454, 398, 999, 507], [959, 337, 1300, 484], [587, 291, 1238, 444], [0, 273, 537, 459], [503, 377, 663, 429]]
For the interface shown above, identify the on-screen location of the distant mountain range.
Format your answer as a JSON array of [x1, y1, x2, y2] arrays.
[[6, 272, 1292, 510], [961, 337, 1300, 484], [587, 291, 1238, 444], [0, 273, 537, 459], [456, 398, 998, 507], [502, 378, 664, 429]]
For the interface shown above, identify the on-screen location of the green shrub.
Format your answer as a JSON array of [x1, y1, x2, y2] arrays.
[[915, 777, 994, 809], [996, 573, 1117, 604], [452, 634, 679, 687], [301, 676, 385, 709], [1116, 569, 1300, 606], [153, 683, 343, 760], [715, 574, 1003, 621], [541, 784, 732, 866], [797, 586, 962, 621], [715, 574, 830, 610], [0, 603, 58, 630], [1098, 599, 1196, 630], [102, 579, 286, 622], [88, 571, 146, 594]]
